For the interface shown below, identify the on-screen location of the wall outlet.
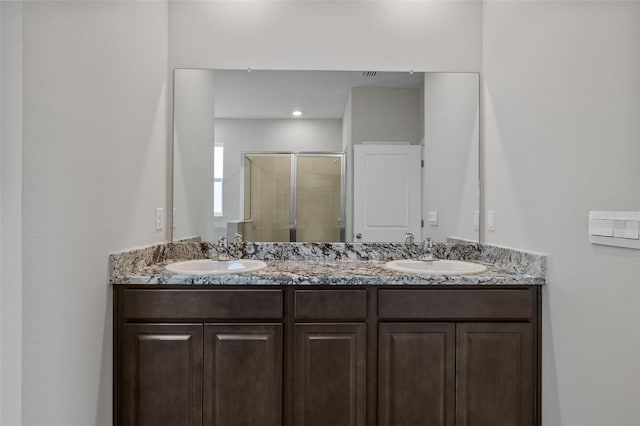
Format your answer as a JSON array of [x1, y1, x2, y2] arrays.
[[488, 210, 496, 232], [155, 208, 164, 231]]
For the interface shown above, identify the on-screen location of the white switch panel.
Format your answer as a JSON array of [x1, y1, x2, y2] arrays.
[[589, 211, 640, 249], [155, 208, 164, 231], [474, 211, 479, 230], [624, 220, 639, 239], [612, 220, 626, 238], [487, 211, 495, 232], [173, 208, 177, 229], [590, 219, 614, 236], [428, 210, 438, 226]]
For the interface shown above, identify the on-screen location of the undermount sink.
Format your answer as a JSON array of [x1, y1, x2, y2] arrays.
[[385, 259, 487, 276], [166, 259, 267, 275]]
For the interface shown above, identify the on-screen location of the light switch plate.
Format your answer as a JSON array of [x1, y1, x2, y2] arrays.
[[428, 210, 438, 226], [589, 211, 640, 249], [155, 208, 164, 231], [624, 220, 639, 239], [613, 220, 626, 238], [590, 219, 614, 237], [488, 211, 495, 232]]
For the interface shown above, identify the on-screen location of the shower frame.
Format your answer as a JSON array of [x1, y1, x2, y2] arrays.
[[240, 151, 347, 242]]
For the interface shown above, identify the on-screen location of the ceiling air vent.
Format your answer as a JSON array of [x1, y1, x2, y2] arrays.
[[361, 71, 378, 78]]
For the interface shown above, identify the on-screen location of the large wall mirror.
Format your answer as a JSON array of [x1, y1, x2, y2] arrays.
[[172, 69, 479, 244]]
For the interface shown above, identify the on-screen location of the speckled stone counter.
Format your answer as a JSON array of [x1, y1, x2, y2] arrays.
[[109, 242, 546, 286]]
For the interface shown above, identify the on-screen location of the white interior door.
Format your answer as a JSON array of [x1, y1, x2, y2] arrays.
[[353, 144, 422, 242]]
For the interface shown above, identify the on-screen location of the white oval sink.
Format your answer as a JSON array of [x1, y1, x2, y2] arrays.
[[385, 259, 487, 276], [166, 259, 267, 275]]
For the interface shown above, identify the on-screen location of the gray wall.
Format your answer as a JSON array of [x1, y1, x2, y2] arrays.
[[168, 1, 483, 71], [173, 69, 216, 241], [13, 1, 640, 425], [351, 87, 421, 145], [22, 2, 168, 424], [483, 2, 640, 424], [0, 2, 23, 424], [423, 73, 479, 242]]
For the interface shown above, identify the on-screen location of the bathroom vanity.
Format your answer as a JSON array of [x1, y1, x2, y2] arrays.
[[110, 242, 545, 426], [114, 285, 540, 426]]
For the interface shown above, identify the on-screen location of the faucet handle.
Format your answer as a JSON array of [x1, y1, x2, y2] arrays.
[[420, 238, 435, 261], [423, 237, 433, 250], [404, 232, 415, 244], [233, 232, 243, 243]]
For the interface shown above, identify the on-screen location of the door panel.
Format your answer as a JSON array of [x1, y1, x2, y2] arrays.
[[353, 144, 422, 242], [204, 324, 282, 426], [378, 323, 455, 426], [294, 323, 366, 426], [121, 324, 203, 426], [457, 323, 533, 426]]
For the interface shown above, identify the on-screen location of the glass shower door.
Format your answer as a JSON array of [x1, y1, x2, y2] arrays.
[[242, 152, 344, 242], [294, 154, 344, 242]]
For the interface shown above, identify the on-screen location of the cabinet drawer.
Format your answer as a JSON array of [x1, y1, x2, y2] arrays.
[[378, 288, 534, 320], [122, 289, 283, 320], [295, 289, 367, 320]]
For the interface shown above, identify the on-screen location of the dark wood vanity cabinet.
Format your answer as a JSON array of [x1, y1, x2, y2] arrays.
[[114, 285, 541, 426], [294, 323, 367, 426], [121, 323, 203, 426]]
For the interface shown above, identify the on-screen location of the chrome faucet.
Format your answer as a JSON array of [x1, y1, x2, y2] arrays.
[[404, 232, 415, 244], [421, 237, 434, 262], [216, 236, 230, 261], [232, 232, 243, 244]]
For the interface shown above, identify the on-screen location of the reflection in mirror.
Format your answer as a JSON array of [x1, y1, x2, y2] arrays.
[[172, 69, 479, 243], [240, 152, 344, 243]]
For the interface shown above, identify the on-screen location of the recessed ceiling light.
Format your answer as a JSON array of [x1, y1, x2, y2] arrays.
[[292, 110, 302, 117]]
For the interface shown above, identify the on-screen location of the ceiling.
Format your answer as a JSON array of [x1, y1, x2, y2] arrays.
[[214, 69, 424, 119]]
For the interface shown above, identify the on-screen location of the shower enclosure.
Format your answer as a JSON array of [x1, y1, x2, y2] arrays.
[[241, 152, 345, 242]]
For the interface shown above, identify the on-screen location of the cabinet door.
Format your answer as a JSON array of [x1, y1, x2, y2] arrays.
[[121, 324, 203, 426], [457, 323, 533, 426], [294, 323, 366, 426], [204, 324, 282, 426], [378, 323, 455, 426]]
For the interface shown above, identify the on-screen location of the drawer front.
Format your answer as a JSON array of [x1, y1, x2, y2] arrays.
[[295, 289, 367, 320], [122, 289, 283, 320], [378, 288, 534, 320]]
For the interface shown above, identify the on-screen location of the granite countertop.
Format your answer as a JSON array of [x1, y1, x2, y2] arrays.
[[111, 258, 545, 286], [109, 242, 546, 286]]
